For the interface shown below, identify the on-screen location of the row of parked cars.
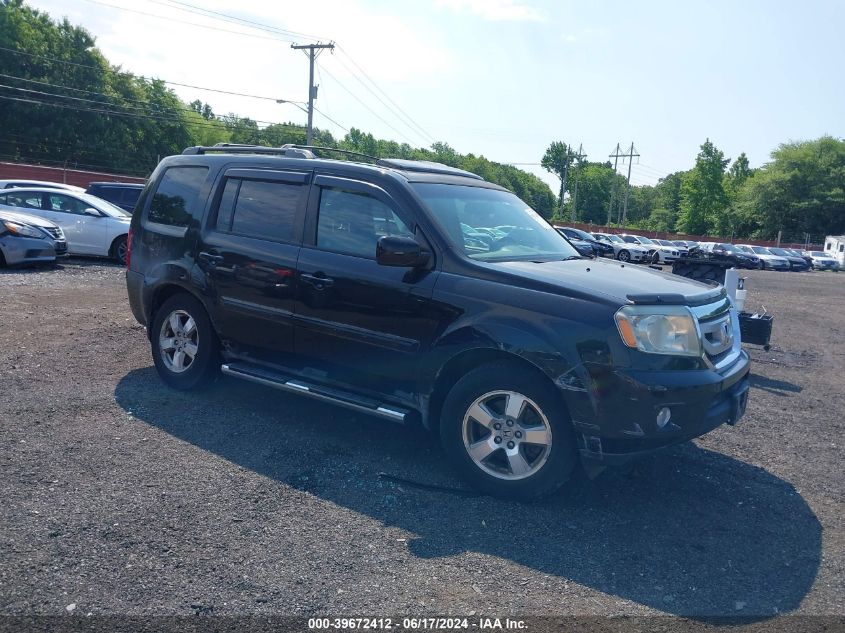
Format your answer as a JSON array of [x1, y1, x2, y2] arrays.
[[0, 179, 143, 267], [555, 226, 839, 272]]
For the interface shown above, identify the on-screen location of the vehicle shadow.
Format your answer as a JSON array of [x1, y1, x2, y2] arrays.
[[115, 367, 821, 620], [749, 374, 803, 396]]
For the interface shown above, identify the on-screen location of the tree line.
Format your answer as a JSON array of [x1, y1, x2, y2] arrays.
[[543, 136, 845, 241]]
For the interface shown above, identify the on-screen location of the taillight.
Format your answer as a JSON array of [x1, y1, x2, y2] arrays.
[[126, 228, 133, 268]]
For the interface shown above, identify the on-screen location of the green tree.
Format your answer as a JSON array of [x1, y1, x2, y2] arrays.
[[738, 136, 845, 239], [677, 139, 730, 234], [541, 141, 575, 216]]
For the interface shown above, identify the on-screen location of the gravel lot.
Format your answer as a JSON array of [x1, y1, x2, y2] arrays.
[[0, 260, 843, 625]]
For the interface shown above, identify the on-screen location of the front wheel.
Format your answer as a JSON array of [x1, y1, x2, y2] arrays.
[[440, 362, 577, 500], [151, 293, 220, 390], [111, 235, 128, 265], [617, 249, 631, 262]]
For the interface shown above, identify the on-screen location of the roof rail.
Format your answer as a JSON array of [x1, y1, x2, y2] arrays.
[[375, 158, 482, 180], [182, 144, 317, 158], [180, 144, 484, 180]]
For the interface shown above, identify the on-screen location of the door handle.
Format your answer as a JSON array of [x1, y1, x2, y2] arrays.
[[301, 273, 334, 290], [198, 251, 224, 266]]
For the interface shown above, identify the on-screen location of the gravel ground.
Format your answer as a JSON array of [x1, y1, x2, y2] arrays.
[[0, 259, 843, 625]]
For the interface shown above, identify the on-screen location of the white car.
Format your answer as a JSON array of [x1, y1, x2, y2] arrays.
[[592, 232, 649, 262], [0, 187, 131, 263], [803, 250, 839, 271], [0, 179, 85, 193], [619, 234, 680, 264], [735, 244, 791, 271]]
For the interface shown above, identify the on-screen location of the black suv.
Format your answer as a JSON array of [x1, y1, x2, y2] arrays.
[[86, 182, 144, 212], [126, 145, 751, 499]]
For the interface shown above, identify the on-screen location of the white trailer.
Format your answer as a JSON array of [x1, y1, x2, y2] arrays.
[[823, 235, 845, 269]]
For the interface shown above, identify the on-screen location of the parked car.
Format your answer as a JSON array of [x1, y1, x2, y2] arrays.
[[557, 226, 614, 258], [592, 232, 649, 262], [555, 228, 594, 257], [0, 208, 67, 266], [766, 247, 810, 271], [86, 182, 144, 213], [654, 239, 689, 257], [803, 250, 839, 271], [737, 245, 791, 271], [619, 234, 680, 264], [0, 179, 85, 193], [697, 242, 761, 269], [674, 240, 701, 252], [127, 144, 750, 500], [0, 187, 131, 263], [784, 248, 814, 269]]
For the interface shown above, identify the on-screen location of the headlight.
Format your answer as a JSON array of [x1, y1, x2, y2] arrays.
[[615, 305, 701, 356], [2, 220, 45, 239]]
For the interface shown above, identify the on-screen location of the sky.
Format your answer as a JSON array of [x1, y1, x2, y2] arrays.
[[23, 0, 845, 191]]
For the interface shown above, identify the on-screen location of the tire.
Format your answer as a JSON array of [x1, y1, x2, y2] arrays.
[[439, 361, 578, 500], [650, 251, 661, 264], [150, 293, 220, 390], [111, 235, 128, 265], [617, 249, 631, 262]]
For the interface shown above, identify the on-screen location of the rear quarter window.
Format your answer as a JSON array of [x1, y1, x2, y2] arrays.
[[147, 166, 209, 227]]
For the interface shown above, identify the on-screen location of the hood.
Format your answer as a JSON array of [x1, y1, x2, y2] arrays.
[[0, 209, 59, 229], [485, 257, 724, 307]]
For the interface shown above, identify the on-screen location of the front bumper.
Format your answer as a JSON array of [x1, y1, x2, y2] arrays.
[[0, 235, 57, 265], [572, 351, 751, 468]]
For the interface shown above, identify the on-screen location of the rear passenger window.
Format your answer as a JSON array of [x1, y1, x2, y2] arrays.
[[216, 178, 304, 243], [148, 166, 208, 227]]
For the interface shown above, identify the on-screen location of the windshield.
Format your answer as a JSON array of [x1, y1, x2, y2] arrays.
[[635, 236, 655, 245], [81, 192, 131, 217], [768, 247, 790, 256], [412, 183, 578, 262], [751, 246, 773, 255], [719, 244, 740, 253], [810, 251, 828, 257], [736, 245, 753, 253]]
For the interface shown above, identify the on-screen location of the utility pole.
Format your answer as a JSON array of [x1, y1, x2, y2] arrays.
[[570, 143, 586, 222], [621, 142, 640, 226], [607, 143, 623, 225], [291, 41, 335, 145]]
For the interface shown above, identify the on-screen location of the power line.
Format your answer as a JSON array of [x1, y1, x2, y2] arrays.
[[0, 47, 304, 103], [318, 65, 419, 146], [331, 47, 435, 145], [82, 0, 289, 42], [153, 0, 326, 42]]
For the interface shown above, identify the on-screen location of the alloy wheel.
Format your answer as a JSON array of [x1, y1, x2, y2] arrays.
[[462, 390, 553, 481], [159, 310, 198, 373]]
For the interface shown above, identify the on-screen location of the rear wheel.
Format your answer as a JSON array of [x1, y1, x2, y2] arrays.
[[151, 293, 219, 390], [111, 235, 128, 265], [439, 362, 577, 500]]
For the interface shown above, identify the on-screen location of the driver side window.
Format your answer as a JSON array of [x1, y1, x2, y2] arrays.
[[46, 193, 86, 215]]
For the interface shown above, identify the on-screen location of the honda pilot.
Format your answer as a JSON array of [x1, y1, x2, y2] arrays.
[[126, 145, 751, 499]]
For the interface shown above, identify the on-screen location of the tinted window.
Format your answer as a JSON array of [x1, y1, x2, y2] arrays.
[[148, 166, 208, 227], [46, 193, 86, 215], [229, 179, 303, 243], [2, 192, 42, 210], [317, 188, 413, 259]]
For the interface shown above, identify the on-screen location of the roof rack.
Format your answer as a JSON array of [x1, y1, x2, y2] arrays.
[[180, 143, 483, 180]]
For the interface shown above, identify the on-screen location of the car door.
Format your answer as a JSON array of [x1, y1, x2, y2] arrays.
[[293, 174, 441, 392], [40, 192, 107, 255], [197, 168, 309, 364]]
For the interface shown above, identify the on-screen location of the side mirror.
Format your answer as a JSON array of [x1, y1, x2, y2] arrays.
[[83, 207, 101, 217], [376, 235, 430, 268]]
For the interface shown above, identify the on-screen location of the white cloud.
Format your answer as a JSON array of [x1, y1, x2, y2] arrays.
[[562, 34, 578, 43], [435, 0, 545, 22]]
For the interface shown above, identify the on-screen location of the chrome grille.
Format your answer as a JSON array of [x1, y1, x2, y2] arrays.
[[43, 227, 63, 239], [690, 296, 740, 368]]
